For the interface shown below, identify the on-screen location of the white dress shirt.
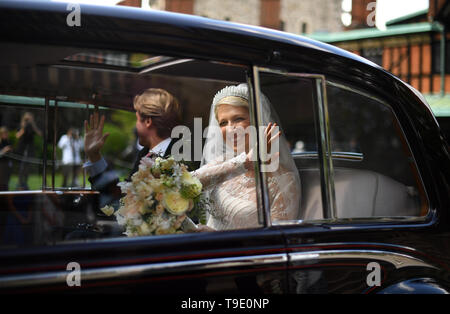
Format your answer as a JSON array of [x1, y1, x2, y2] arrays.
[[148, 137, 171, 157]]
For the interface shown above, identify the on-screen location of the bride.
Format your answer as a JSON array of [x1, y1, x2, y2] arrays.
[[192, 83, 301, 231]]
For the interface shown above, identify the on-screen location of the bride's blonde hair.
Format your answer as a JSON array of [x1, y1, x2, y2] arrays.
[[212, 84, 249, 120]]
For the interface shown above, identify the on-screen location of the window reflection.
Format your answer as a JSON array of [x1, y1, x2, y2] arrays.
[[327, 81, 426, 218], [0, 103, 44, 191]]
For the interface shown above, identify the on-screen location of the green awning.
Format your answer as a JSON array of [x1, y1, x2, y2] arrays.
[[308, 22, 441, 43], [0, 94, 107, 109], [424, 94, 450, 117]]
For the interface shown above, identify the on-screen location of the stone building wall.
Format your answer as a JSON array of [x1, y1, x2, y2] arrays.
[[147, 0, 343, 35], [193, 0, 260, 26], [280, 0, 343, 34]]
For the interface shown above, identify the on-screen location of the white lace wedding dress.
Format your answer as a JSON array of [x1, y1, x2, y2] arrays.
[[193, 152, 300, 230]]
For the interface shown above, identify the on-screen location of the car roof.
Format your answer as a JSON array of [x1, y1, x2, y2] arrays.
[[0, 0, 437, 123], [0, 0, 377, 67]]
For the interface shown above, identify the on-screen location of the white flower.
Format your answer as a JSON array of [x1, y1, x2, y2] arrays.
[[137, 222, 151, 235], [127, 213, 143, 227], [153, 215, 175, 234], [138, 163, 148, 173], [140, 156, 155, 168], [114, 212, 126, 226], [149, 178, 165, 193], [135, 181, 154, 200], [117, 181, 133, 194]]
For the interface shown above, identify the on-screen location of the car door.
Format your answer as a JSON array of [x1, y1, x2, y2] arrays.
[[252, 66, 450, 294]]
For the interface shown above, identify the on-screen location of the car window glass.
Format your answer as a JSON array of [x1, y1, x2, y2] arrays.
[[0, 44, 265, 250], [326, 81, 427, 219], [256, 71, 322, 223]]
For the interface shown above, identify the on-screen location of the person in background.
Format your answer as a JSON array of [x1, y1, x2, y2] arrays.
[[0, 127, 12, 191], [58, 128, 84, 187], [16, 112, 42, 190]]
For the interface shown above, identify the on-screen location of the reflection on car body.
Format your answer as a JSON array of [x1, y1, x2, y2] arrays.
[[0, 0, 449, 295]]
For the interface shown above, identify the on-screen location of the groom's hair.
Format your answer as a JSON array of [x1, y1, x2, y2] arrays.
[[133, 88, 182, 138]]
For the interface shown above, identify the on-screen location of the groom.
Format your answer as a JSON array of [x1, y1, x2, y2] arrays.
[[83, 88, 183, 207]]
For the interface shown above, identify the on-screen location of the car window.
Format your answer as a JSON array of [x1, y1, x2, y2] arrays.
[[325, 81, 428, 219], [255, 70, 322, 224], [255, 70, 428, 224], [0, 43, 267, 249]]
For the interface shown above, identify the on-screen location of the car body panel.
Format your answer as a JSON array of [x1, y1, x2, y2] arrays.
[[0, 228, 288, 293]]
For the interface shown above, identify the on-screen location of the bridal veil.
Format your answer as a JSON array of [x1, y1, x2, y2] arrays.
[[195, 83, 301, 230]]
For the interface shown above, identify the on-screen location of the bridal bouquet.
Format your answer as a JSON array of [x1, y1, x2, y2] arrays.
[[101, 156, 204, 237]]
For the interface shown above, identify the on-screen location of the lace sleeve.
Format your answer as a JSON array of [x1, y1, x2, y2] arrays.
[[192, 152, 247, 190], [268, 171, 301, 221]]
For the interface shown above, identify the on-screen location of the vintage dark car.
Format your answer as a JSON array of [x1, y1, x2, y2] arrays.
[[0, 0, 449, 296]]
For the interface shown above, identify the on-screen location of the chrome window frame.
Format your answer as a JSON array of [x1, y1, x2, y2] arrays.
[[252, 66, 337, 225]]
